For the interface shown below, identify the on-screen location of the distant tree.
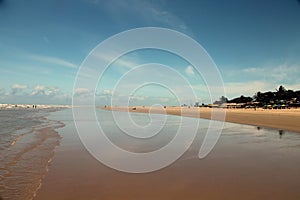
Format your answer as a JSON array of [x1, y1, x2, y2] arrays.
[[213, 96, 228, 104], [229, 95, 253, 103], [286, 90, 295, 99], [277, 85, 286, 93], [217, 85, 300, 106], [295, 91, 300, 100], [276, 85, 287, 101], [220, 96, 228, 103], [254, 91, 262, 102]]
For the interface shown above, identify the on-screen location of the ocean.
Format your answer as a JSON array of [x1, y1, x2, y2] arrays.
[[0, 108, 64, 200]]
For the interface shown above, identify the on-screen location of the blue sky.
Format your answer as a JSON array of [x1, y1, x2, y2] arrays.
[[1, 0, 300, 105]]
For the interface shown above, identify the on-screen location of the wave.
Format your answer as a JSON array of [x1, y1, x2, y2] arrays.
[[0, 110, 65, 200]]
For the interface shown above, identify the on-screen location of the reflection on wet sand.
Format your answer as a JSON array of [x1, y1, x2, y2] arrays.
[[35, 109, 300, 200], [279, 130, 285, 139]]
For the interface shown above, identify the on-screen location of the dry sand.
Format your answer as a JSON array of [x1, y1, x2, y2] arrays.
[[103, 106, 300, 133]]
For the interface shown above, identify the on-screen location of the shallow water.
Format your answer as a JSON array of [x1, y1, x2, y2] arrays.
[[36, 108, 300, 200], [0, 109, 64, 200]]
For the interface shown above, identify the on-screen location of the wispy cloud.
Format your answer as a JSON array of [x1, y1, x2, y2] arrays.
[[102, 89, 113, 95], [74, 88, 92, 97], [241, 63, 299, 83], [29, 54, 77, 69], [92, 0, 192, 35], [185, 65, 195, 76], [75, 51, 141, 80], [93, 51, 139, 69], [12, 84, 27, 89]]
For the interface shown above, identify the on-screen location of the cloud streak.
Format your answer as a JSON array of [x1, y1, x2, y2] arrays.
[[94, 0, 192, 35], [29, 54, 77, 69], [93, 51, 139, 70], [243, 64, 299, 81], [74, 88, 92, 96]]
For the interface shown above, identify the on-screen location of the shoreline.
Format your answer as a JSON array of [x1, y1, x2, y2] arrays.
[[102, 106, 300, 133], [0, 109, 65, 200]]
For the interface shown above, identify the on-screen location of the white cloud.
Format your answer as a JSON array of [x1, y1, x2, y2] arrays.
[[11, 84, 28, 95], [30, 85, 70, 104], [102, 89, 113, 95], [31, 85, 46, 96], [1, 84, 71, 104], [12, 84, 27, 89], [242, 67, 264, 73], [74, 88, 91, 96], [29, 54, 77, 69], [185, 65, 195, 76], [130, 95, 147, 101], [31, 85, 62, 96]]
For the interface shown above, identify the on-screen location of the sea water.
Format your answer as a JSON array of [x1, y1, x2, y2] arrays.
[[0, 108, 64, 200]]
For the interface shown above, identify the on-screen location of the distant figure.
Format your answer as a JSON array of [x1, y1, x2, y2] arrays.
[[257, 126, 261, 130], [33, 105, 35, 108], [132, 107, 136, 110], [279, 130, 284, 139], [164, 106, 166, 108]]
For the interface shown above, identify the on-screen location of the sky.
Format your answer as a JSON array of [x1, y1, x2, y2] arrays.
[[0, 0, 300, 105]]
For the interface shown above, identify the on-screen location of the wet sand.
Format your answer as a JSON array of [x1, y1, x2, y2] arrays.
[[34, 109, 300, 200], [103, 106, 300, 133], [0, 109, 64, 200]]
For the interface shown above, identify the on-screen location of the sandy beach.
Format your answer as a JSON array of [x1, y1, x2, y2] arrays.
[[34, 108, 300, 200], [103, 106, 300, 133]]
